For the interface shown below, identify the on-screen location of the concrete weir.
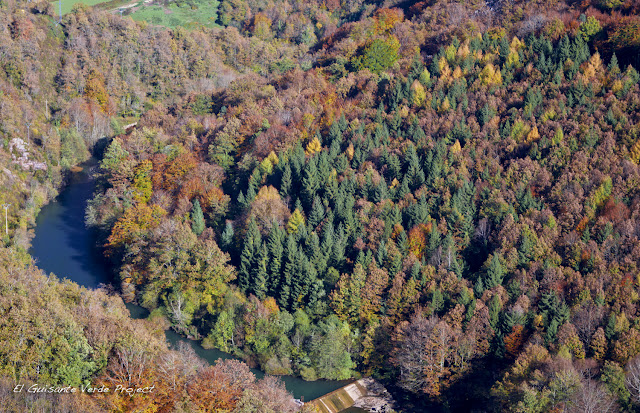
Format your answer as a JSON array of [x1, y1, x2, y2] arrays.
[[307, 378, 394, 413]]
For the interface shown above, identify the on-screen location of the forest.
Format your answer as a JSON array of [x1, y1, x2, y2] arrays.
[[0, 0, 640, 411]]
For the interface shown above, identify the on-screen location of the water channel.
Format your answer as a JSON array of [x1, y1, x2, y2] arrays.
[[30, 162, 361, 405]]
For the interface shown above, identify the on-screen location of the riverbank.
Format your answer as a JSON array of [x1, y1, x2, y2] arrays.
[[31, 161, 110, 289], [29, 161, 352, 403]]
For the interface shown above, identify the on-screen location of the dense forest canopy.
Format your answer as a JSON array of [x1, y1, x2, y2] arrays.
[[0, 0, 640, 410]]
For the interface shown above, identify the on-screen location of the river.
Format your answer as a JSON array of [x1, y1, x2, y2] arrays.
[[30, 162, 362, 405]]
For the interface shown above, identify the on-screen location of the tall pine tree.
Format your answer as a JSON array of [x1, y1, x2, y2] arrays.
[[267, 226, 284, 297], [484, 253, 505, 289], [238, 220, 260, 291], [278, 235, 297, 309], [220, 221, 234, 251], [191, 199, 205, 236], [252, 243, 269, 299]]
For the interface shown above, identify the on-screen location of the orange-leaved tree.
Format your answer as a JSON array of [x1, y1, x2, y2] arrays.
[[107, 204, 166, 249]]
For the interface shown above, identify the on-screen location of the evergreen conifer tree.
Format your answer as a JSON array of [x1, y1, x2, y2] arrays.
[[408, 52, 425, 81], [321, 215, 335, 255], [191, 199, 205, 236], [302, 158, 319, 208], [291, 251, 312, 308], [518, 231, 533, 267], [279, 235, 297, 309], [431, 289, 444, 313], [220, 221, 234, 251], [246, 185, 257, 205], [237, 191, 247, 209], [605, 313, 617, 340], [238, 220, 261, 291], [267, 226, 284, 296], [397, 177, 410, 200], [484, 253, 505, 289], [331, 225, 347, 269], [328, 121, 342, 145], [252, 243, 269, 299], [474, 277, 484, 296], [608, 53, 620, 76], [280, 163, 292, 197], [308, 197, 325, 228], [499, 36, 510, 65]]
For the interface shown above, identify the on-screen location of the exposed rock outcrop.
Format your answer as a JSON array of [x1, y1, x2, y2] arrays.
[[9, 138, 47, 171]]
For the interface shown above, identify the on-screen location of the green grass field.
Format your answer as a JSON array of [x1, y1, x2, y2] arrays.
[[128, 0, 220, 29], [50, 0, 219, 29], [51, 0, 114, 15]]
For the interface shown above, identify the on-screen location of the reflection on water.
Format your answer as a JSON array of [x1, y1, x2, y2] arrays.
[[31, 162, 111, 288], [164, 327, 350, 401], [127, 303, 349, 400], [30, 163, 349, 402]]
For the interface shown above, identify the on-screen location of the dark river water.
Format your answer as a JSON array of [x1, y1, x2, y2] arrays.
[[30, 162, 357, 404]]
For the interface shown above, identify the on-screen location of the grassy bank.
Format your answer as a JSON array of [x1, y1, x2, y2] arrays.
[[50, 0, 114, 15], [128, 0, 220, 29]]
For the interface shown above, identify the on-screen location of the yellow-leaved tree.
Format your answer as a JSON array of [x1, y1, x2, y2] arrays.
[[107, 204, 166, 249], [286, 209, 305, 234]]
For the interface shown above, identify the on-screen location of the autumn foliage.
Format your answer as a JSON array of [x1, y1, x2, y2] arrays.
[[2, 0, 640, 410]]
